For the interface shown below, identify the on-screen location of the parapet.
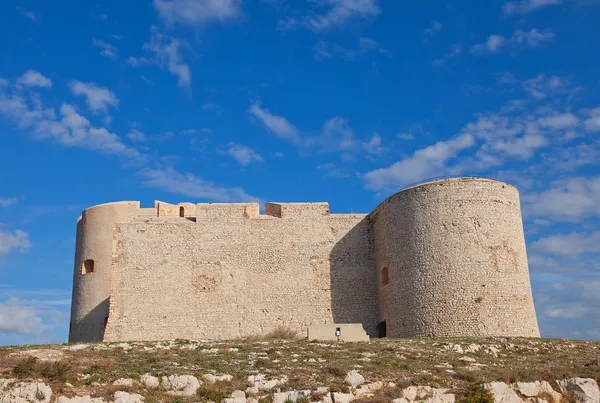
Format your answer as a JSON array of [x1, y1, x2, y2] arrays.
[[196, 203, 260, 220], [265, 202, 330, 218]]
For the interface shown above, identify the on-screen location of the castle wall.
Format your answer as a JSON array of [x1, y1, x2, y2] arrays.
[[102, 203, 378, 342], [370, 178, 540, 338], [69, 201, 140, 342]]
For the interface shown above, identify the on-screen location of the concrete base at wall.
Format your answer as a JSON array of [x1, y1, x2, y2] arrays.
[[307, 324, 370, 342]]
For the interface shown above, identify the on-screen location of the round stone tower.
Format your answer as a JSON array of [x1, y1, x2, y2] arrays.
[[370, 177, 540, 338], [69, 201, 140, 342]]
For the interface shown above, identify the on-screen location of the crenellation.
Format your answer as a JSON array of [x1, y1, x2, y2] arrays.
[[69, 177, 540, 342]]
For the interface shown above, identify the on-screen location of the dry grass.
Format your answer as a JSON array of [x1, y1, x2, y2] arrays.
[[0, 337, 598, 401]]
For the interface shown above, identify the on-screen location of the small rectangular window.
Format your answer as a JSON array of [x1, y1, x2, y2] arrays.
[[82, 259, 95, 275], [381, 266, 389, 286]]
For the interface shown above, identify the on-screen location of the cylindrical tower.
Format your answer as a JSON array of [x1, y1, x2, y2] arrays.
[[371, 177, 539, 338], [69, 201, 140, 342]]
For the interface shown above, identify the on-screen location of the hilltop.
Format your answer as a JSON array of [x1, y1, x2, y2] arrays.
[[0, 335, 599, 402]]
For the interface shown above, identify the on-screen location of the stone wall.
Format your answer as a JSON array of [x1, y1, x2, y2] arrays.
[[371, 178, 540, 338], [102, 203, 379, 341]]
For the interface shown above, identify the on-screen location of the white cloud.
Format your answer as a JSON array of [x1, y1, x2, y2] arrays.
[[0, 229, 31, 255], [68, 81, 119, 113], [532, 231, 600, 256], [471, 29, 554, 54], [16, 70, 52, 88], [0, 79, 141, 160], [502, 0, 562, 15], [226, 143, 264, 165], [127, 129, 147, 142], [432, 43, 462, 66], [546, 306, 590, 319], [583, 107, 600, 133], [92, 38, 119, 60], [137, 167, 260, 202], [154, 0, 242, 27], [523, 74, 575, 100], [16, 6, 36, 21], [249, 102, 301, 144], [142, 29, 191, 90], [314, 38, 390, 60], [523, 177, 600, 221], [424, 20, 442, 36], [0, 298, 44, 334], [362, 133, 475, 191], [0, 197, 17, 207], [538, 113, 579, 130], [278, 0, 381, 32]]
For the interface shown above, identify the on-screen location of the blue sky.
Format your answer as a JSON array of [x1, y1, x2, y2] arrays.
[[1, 0, 599, 345]]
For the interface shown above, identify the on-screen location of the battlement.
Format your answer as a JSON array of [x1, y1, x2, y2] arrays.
[[81, 200, 346, 222]]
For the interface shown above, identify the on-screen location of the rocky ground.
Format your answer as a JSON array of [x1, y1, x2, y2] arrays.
[[0, 335, 599, 402]]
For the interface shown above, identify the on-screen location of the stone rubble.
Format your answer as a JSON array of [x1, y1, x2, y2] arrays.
[[2, 374, 600, 403], [161, 374, 201, 396]]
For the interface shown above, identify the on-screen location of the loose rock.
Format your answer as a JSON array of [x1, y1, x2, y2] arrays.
[[161, 374, 201, 396], [344, 370, 365, 388]]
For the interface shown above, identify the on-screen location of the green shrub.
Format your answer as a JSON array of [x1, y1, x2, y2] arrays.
[[458, 384, 494, 403], [12, 357, 38, 379]]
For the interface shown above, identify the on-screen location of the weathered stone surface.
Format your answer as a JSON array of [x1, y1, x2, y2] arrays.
[[557, 378, 600, 403], [484, 382, 523, 403], [140, 374, 159, 389], [247, 374, 288, 391], [13, 349, 65, 362], [0, 379, 52, 403], [223, 390, 246, 403], [161, 374, 201, 396], [112, 378, 134, 387], [202, 374, 233, 383], [513, 381, 561, 402], [344, 370, 365, 388], [401, 386, 454, 403], [55, 396, 105, 403], [332, 392, 355, 403], [273, 390, 312, 403], [114, 391, 144, 403]]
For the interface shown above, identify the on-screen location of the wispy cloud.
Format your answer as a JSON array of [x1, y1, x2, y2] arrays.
[[471, 28, 554, 54], [249, 102, 301, 144], [127, 129, 147, 142], [0, 229, 31, 255], [0, 197, 18, 207], [532, 231, 600, 256], [68, 81, 119, 113], [153, 0, 243, 27], [16, 6, 36, 21], [132, 28, 191, 90], [16, 70, 52, 88], [315, 37, 391, 60], [137, 166, 260, 202], [424, 20, 442, 36], [278, 0, 381, 32], [502, 0, 561, 15], [92, 38, 119, 61], [225, 143, 264, 166], [523, 177, 600, 222], [0, 74, 141, 160]]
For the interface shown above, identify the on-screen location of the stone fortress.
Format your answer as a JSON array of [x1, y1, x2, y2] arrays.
[[69, 177, 540, 343]]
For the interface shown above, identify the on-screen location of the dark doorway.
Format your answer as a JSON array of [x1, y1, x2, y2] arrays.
[[377, 320, 387, 338], [179, 206, 185, 217]]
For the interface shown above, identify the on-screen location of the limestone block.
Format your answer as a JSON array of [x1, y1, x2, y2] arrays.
[[513, 381, 561, 402], [483, 382, 524, 403], [332, 392, 355, 403], [0, 379, 52, 403], [140, 374, 159, 389], [112, 378, 134, 387], [344, 370, 366, 388], [557, 378, 600, 403], [114, 391, 145, 403], [223, 390, 246, 403], [202, 374, 233, 383], [161, 375, 201, 396], [55, 396, 105, 403]]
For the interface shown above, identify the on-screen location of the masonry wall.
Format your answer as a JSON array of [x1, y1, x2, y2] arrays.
[[102, 203, 379, 342], [371, 178, 540, 338], [69, 202, 141, 342]]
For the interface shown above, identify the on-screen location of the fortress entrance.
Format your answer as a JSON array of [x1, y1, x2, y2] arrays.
[[377, 320, 387, 338]]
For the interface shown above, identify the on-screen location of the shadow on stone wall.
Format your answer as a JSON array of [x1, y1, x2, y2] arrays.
[[329, 217, 379, 337], [70, 297, 110, 343]]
